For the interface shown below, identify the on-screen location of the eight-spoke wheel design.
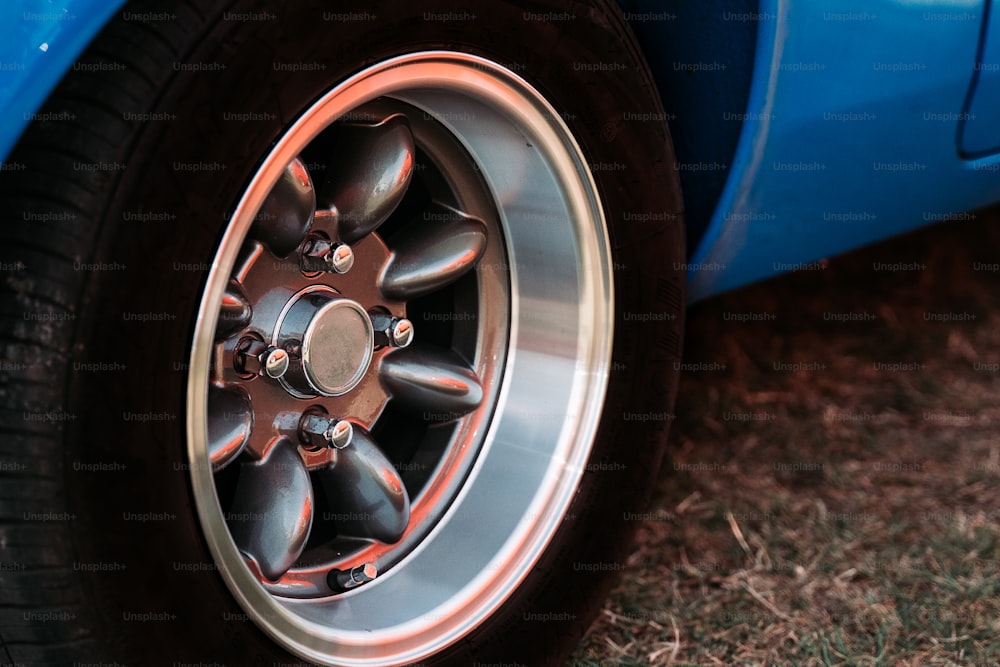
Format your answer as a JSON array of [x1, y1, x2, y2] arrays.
[[187, 53, 614, 665], [204, 97, 501, 591]]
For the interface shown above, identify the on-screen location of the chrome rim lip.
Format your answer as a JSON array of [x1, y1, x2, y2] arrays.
[[186, 52, 613, 666]]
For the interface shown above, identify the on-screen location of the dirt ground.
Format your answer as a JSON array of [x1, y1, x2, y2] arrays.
[[568, 209, 1000, 666]]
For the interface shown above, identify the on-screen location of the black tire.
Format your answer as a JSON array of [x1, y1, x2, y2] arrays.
[[0, 1, 684, 665]]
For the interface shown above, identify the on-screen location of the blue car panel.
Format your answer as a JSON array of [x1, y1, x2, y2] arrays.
[[686, 0, 1000, 301], [0, 0, 125, 163], [961, 0, 1000, 156]]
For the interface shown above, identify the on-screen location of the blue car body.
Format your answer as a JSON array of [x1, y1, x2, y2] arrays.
[[3, 0, 998, 301]]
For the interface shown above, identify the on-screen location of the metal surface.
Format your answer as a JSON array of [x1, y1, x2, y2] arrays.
[[228, 438, 314, 581], [262, 347, 290, 380], [370, 313, 414, 348], [186, 53, 613, 666], [218, 281, 253, 339], [380, 346, 484, 416], [207, 384, 252, 470], [299, 414, 354, 449], [320, 114, 416, 243], [302, 236, 356, 274], [254, 159, 317, 258], [274, 292, 375, 397], [317, 427, 410, 543], [379, 204, 487, 301], [332, 563, 378, 591]]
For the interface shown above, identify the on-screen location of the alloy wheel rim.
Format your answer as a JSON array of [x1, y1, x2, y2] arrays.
[[186, 52, 614, 665]]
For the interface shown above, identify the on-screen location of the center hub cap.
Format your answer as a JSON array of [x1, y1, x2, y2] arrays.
[[275, 289, 374, 397]]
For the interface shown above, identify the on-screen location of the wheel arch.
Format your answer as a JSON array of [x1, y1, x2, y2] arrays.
[[618, 0, 761, 256]]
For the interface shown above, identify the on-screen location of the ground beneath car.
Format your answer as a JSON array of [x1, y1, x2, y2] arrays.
[[569, 208, 1000, 666]]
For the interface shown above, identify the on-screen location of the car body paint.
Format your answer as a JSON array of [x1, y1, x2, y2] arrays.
[[0, 0, 126, 162], [960, 0, 1000, 157], [682, 0, 1000, 301]]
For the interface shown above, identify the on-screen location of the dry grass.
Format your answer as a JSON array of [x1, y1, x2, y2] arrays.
[[568, 210, 1000, 666]]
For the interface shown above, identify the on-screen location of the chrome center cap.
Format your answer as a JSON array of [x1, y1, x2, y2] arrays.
[[274, 289, 374, 397], [302, 299, 373, 395]]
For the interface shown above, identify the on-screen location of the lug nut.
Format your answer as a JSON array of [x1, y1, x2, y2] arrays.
[[325, 419, 353, 449], [299, 413, 353, 449], [370, 313, 414, 348], [262, 347, 289, 378], [302, 236, 354, 274], [235, 338, 289, 379], [329, 243, 354, 274], [329, 563, 377, 591]]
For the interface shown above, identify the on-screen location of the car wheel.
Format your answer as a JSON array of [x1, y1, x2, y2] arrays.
[[0, 1, 684, 665]]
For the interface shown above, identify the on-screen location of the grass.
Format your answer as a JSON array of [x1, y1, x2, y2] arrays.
[[567, 210, 1000, 666]]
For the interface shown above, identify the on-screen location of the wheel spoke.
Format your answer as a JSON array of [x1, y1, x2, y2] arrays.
[[227, 438, 314, 580], [318, 427, 410, 543], [322, 114, 415, 243], [216, 279, 253, 340], [380, 345, 484, 418], [207, 384, 253, 470], [252, 158, 316, 258], [380, 203, 487, 300]]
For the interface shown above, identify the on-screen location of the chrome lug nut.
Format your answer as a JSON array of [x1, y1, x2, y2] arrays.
[[371, 312, 414, 348], [262, 347, 290, 379], [302, 235, 354, 274], [235, 338, 289, 379], [299, 413, 354, 449], [329, 243, 355, 274], [325, 419, 353, 449], [329, 563, 377, 591]]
